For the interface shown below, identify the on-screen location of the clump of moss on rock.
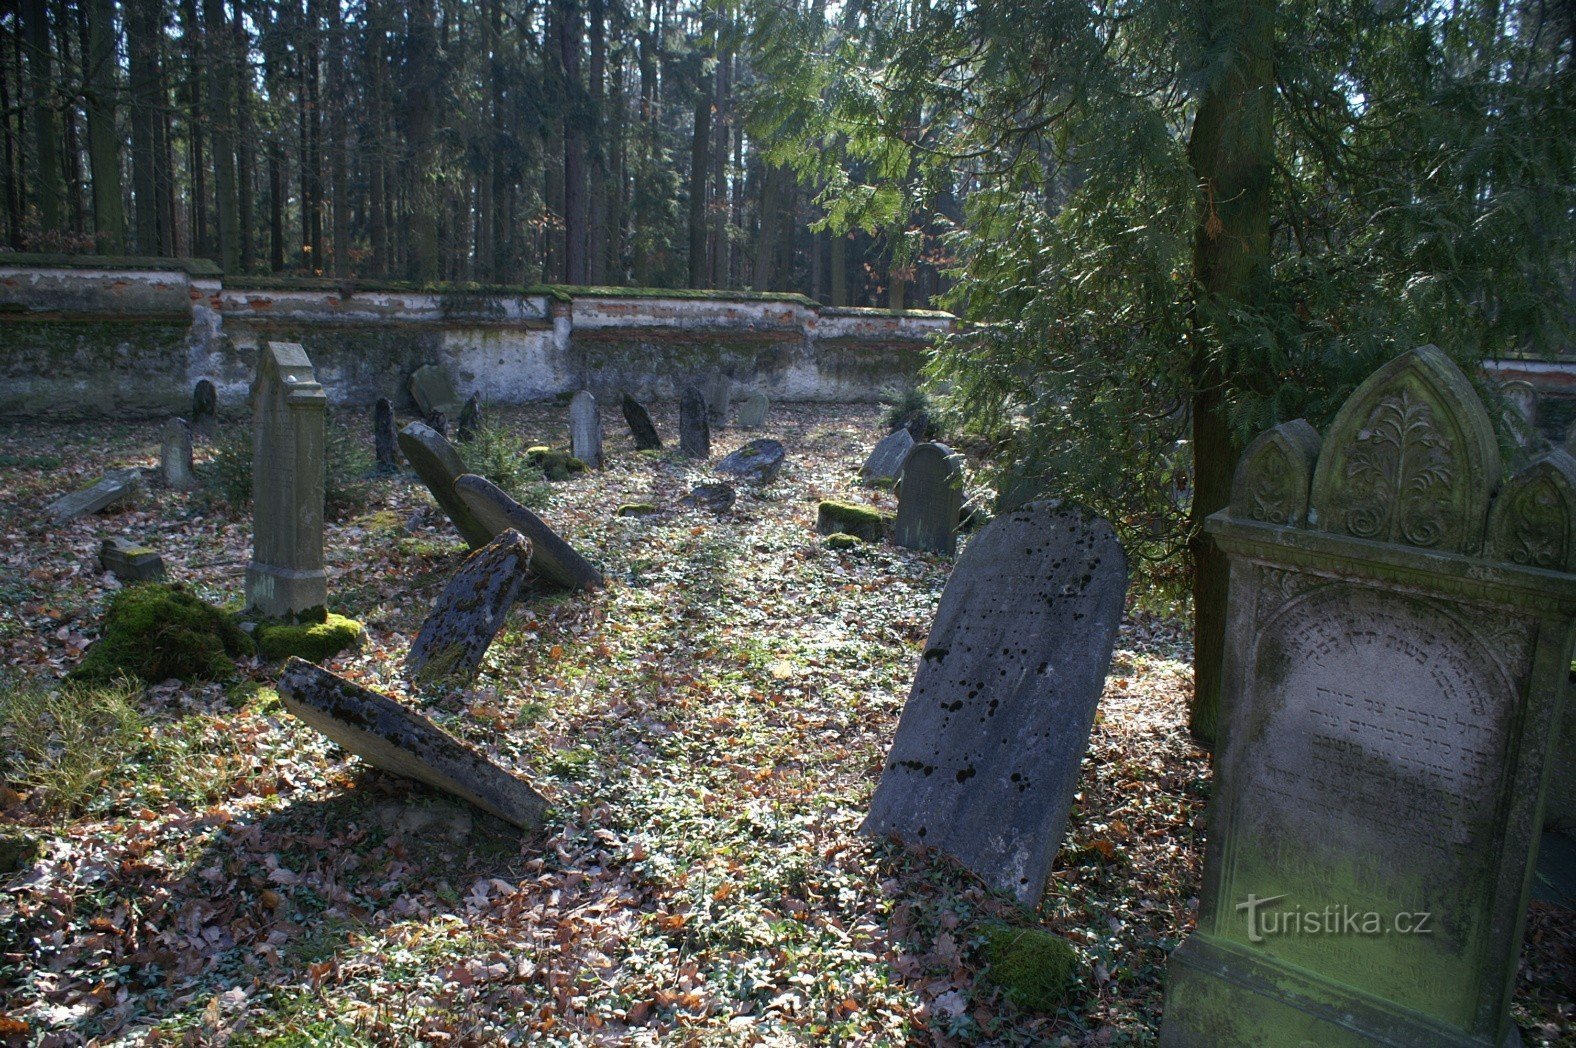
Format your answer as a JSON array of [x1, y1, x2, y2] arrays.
[[252, 613, 364, 663], [824, 532, 863, 550], [978, 923, 1079, 1012], [816, 500, 890, 543], [526, 446, 589, 481], [616, 503, 660, 518], [72, 583, 252, 684]]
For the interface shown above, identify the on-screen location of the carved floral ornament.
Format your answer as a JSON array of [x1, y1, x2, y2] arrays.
[[1226, 346, 1576, 571]]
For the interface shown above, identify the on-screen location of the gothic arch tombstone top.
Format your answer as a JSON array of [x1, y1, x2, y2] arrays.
[[1309, 344, 1500, 555], [1486, 448, 1576, 573], [1229, 419, 1321, 526]]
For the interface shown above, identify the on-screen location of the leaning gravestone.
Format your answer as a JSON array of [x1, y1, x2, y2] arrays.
[[861, 428, 915, 484], [160, 417, 199, 490], [373, 398, 399, 473], [408, 529, 532, 679], [704, 369, 733, 425], [398, 422, 494, 549], [862, 502, 1127, 905], [245, 343, 328, 620], [278, 657, 547, 830], [715, 439, 785, 485], [569, 390, 605, 468], [893, 442, 965, 554], [409, 363, 464, 420], [454, 474, 605, 590], [190, 379, 218, 441], [737, 392, 769, 429], [1161, 346, 1576, 1048], [680, 385, 711, 459], [622, 394, 663, 450], [47, 468, 143, 524]]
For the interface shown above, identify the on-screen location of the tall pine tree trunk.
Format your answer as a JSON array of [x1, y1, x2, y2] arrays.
[[326, 0, 348, 275], [586, 0, 607, 283], [204, 0, 238, 270], [22, 0, 64, 237], [687, 73, 710, 288], [84, 0, 123, 251], [127, 0, 165, 254], [405, 0, 439, 282], [559, 0, 587, 285]]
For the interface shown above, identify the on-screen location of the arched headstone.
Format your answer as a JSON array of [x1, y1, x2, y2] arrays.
[[160, 417, 199, 490], [190, 379, 218, 441], [894, 442, 964, 554], [373, 398, 399, 473], [570, 390, 605, 468], [398, 421, 493, 549], [680, 385, 711, 459]]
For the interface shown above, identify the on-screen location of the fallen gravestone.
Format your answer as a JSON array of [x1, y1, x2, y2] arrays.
[[680, 385, 711, 459], [160, 417, 199, 490], [715, 439, 786, 485], [894, 442, 965, 554], [1161, 346, 1576, 1048], [277, 657, 547, 830], [99, 537, 165, 582], [860, 428, 915, 484], [47, 468, 143, 524], [457, 393, 483, 443], [737, 392, 769, 429], [570, 390, 605, 468], [454, 474, 606, 590], [861, 502, 1127, 905], [409, 363, 464, 419], [408, 529, 532, 679], [373, 398, 399, 473], [191, 379, 218, 441], [683, 482, 736, 513], [622, 394, 663, 450], [245, 343, 329, 619], [705, 369, 733, 425], [398, 421, 494, 549]]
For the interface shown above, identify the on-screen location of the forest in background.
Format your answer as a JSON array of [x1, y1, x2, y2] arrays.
[[2, 0, 949, 307]]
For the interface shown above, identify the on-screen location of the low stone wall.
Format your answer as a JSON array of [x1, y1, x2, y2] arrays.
[[0, 258, 954, 419]]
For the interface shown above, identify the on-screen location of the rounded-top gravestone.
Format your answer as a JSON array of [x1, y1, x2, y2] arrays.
[[680, 385, 711, 459], [570, 390, 605, 468], [893, 442, 965, 554]]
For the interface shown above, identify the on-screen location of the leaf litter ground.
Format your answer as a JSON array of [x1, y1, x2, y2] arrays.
[[0, 403, 1571, 1046]]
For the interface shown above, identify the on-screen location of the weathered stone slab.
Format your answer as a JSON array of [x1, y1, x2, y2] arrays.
[[408, 529, 532, 679], [682, 482, 736, 513], [704, 369, 732, 424], [190, 379, 217, 441], [409, 364, 463, 419], [680, 385, 711, 459], [861, 502, 1127, 905], [1161, 346, 1576, 1048], [373, 397, 399, 473], [737, 392, 769, 429], [160, 417, 199, 490], [715, 439, 785, 485], [622, 394, 663, 450], [398, 422, 494, 549], [860, 428, 914, 483], [894, 442, 965, 554], [277, 657, 547, 830], [570, 390, 604, 468], [99, 537, 165, 582], [454, 474, 606, 590], [47, 468, 143, 524], [245, 343, 328, 620], [456, 393, 483, 443]]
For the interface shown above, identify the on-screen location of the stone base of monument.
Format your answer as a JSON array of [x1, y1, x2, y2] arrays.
[[1161, 936, 1521, 1048], [243, 563, 331, 623]]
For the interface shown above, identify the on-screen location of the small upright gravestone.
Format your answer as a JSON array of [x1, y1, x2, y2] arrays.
[[621, 394, 663, 451], [408, 529, 532, 680], [456, 393, 483, 443], [569, 390, 605, 468], [737, 392, 769, 429], [373, 398, 399, 473], [99, 537, 165, 582], [1161, 346, 1576, 1048], [893, 442, 965, 554], [245, 342, 328, 620], [862, 502, 1128, 904], [704, 369, 733, 425], [190, 379, 218, 441], [454, 474, 605, 590], [861, 428, 915, 484], [160, 418, 199, 490], [397, 422, 493, 549], [680, 385, 711, 459]]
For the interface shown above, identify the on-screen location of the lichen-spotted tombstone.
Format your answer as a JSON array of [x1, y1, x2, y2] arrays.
[[244, 342, 328, 620], [861, 501, 1128, 905], [1161, 345, 1576, 1048], [893, 442, 965, 554], [407, 528, 533, 680], [569, 390, 605, 468], [680, 385, 711, 459]]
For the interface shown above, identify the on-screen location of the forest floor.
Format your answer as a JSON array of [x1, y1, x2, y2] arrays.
[[0, 402, 1571, 1046]]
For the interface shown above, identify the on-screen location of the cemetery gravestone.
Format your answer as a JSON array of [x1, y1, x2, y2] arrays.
[[1160, 346, 1576, 1048], [716, 439, 786, 485], [683, 482, 736, 513], [244, 342, 328, 620], [428, 411, 449, 438], [570, 390, 605, 468], [1500, 379, 1537, 448], [861, 428, 915, 484], [737, 392, 769, 429], [47, 468, 143, 524], [373, 398, 399, 473], [862, 502, 1128, 905], [454, 474, 605, 590], [191, 379, 218, 440], [457, 393, 483, 443], [409, 364, 463, 420], [278, 658, 547, 830], [99, 537, 165, 582], [680, 385, 711, 459], [407, 529, 532, 679], [160, 417, 199, 490], [893, 442, 965, 554], [705, 370, 733, 425], [622, 394, 663, 450], [398, 421, 494, 549]]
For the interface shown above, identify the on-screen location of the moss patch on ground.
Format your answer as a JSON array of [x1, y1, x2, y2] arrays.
[[824, 532, 864, 550], [616, 503, 660, 518], [71, 583, 252, 683], [527, 446, 590, 481], [816, 499, 890, 542], [978, 923, 1080, 1012], [252, 613, 364, 663]]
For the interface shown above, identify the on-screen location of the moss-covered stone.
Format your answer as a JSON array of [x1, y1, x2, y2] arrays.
[[616, 503, 660, 518], [825, 532, 864, 550], [252, 613, 364, 663], [71, 583, 252, 684], [527, 447, 590, 481], [978, 923, 1079, 1012], [816, 500, 891, 543]]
